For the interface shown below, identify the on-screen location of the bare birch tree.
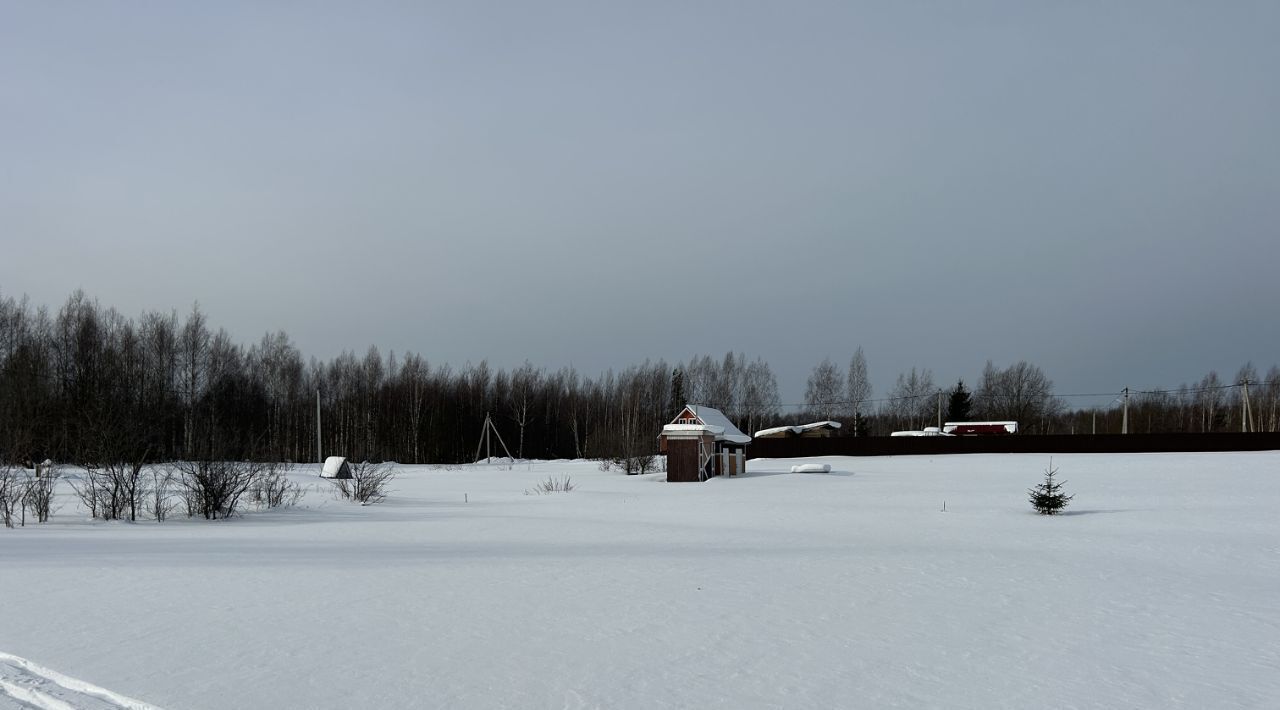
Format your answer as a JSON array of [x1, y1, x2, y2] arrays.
[[805, 358, 844, 420], [846, 347, 872, 434], [888, 367, 936, 430]]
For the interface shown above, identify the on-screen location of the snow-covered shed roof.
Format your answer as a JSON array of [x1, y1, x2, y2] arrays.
[[687, 405, 751, 444], [754, 421, 843, 438], [664, 405, 751, 445]]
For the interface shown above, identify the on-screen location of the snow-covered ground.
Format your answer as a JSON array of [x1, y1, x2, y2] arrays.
[[2, 452, 1278, 709]]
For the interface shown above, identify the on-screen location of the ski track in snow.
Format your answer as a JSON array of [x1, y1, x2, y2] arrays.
[[0, 653, 161, 710]]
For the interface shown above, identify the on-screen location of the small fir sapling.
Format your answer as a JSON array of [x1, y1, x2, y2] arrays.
[[1029, 457, 1073, 515]]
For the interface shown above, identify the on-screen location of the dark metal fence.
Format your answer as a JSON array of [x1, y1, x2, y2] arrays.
[[746, 432, 1280, 459]]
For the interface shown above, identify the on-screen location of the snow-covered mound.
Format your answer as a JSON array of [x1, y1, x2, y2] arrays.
[[789, 462, 832, 473]]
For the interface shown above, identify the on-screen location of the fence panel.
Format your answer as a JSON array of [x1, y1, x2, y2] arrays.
[[745, 433, 1280, 459]]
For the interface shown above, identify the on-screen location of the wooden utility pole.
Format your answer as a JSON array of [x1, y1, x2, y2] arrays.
[[316, 388, 322, 464], [474, 412, 514, 465], [1242, 380, 1254, 433], [1121, 387, 1129, 434]]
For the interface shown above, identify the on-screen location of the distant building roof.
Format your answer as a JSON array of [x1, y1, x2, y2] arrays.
[[943, 421, 1018, 435], [754, 421, 843, 438]]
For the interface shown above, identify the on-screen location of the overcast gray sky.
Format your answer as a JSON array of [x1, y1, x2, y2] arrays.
[[2, 1, 1277, 405]]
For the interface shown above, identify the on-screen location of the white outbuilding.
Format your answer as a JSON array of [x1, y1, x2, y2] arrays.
[[321, 456, 352, 479]]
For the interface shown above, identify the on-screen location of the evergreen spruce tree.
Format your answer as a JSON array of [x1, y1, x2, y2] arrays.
[[1029, 458, 1073, 515], [946, 379, 972, 422]]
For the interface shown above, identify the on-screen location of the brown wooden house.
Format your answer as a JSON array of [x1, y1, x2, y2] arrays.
[[659, 405, 751, 482]]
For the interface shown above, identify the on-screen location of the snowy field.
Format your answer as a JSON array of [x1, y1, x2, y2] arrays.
[[2, 452, 1279, 709]]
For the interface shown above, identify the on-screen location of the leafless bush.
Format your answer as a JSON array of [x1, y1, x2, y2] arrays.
[[524, 475, 575, 495], [119, 458, 149, 522], [70, 459, 151, 521], [631, 455, 658, 475], [70, 465, 127, 521], [0, 467, 18, 528], [174, 459, 276, 519], [602, 455, 658, 475], [76, 441, 152, 521], [147, 467, 177, 522], [67, 468, 98, 519], [333, 461, 396, 504], [179, 474, 202, 518], [253, 466, 304, 509], [22, 465, 60, 523]]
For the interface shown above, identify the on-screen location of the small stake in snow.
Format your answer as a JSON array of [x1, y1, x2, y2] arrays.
[[941, 500, 946, 512], [464, 493, 468, 503]]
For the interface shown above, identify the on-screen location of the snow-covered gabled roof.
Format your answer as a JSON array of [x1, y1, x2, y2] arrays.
[[943, 421, 1018, 434], [661, 423, 725, 437], [681, 404, 751, 444], [754, 421, 843, 438]]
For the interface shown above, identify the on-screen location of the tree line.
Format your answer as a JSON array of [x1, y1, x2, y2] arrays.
[[802, 351, 1280, 435], [1, 290, 1276, 467], [0, 290, 784, 465]]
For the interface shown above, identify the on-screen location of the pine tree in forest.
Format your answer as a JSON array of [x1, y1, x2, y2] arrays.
[[670, 368, 686, 411], [1029, 458, 1073, 515]]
